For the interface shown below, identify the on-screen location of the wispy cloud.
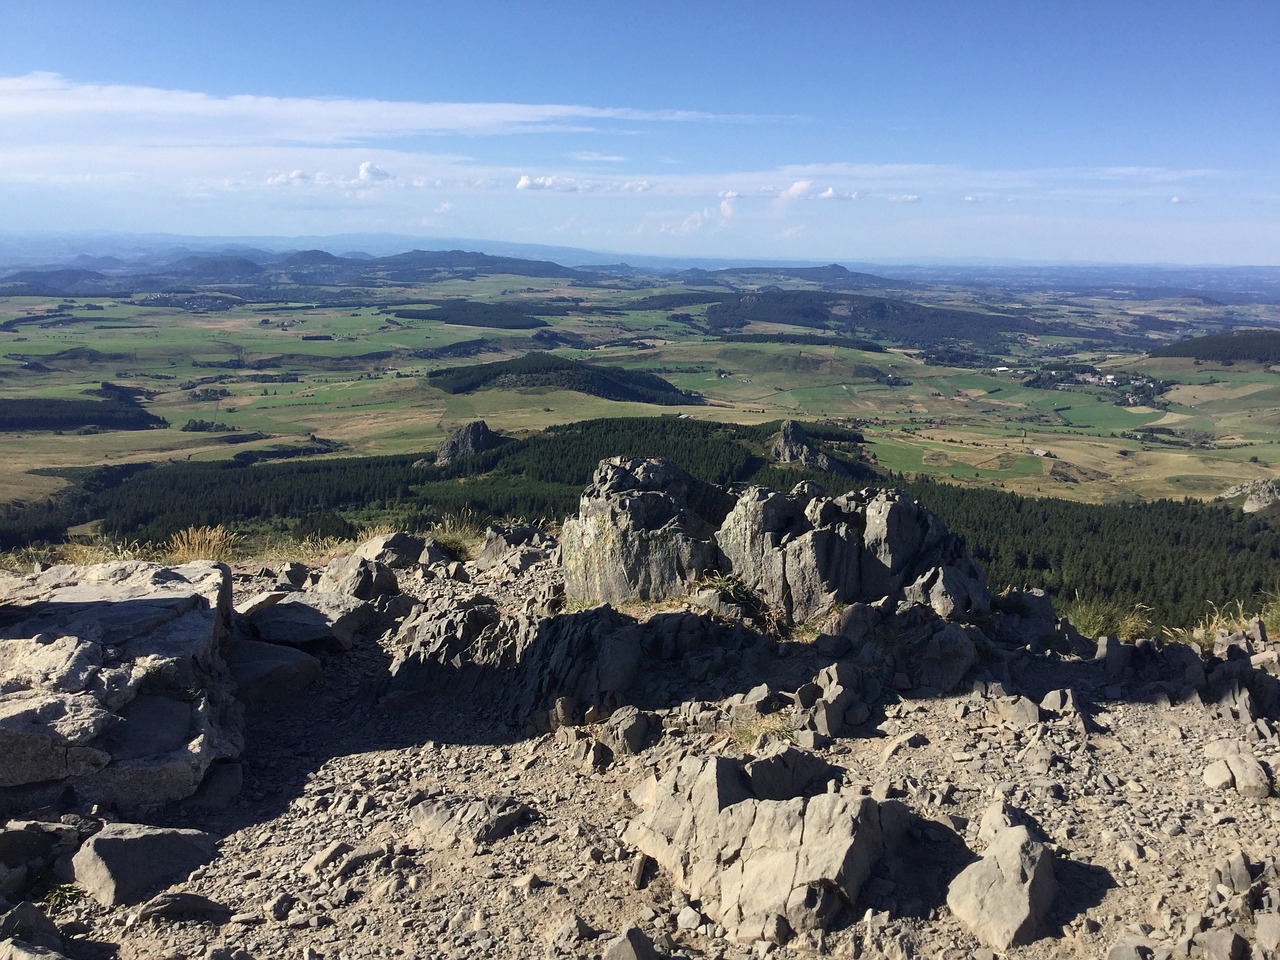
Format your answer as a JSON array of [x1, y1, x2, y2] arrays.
[[568, 151, 626, 163], [0, 72, 756, 145]]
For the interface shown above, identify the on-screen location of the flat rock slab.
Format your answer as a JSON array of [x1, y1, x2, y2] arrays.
[[409, 795, 535, 849], [0, 562, 241, 813], [71, 823, 217, 907]]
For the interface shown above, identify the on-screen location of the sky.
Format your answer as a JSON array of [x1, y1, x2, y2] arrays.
[[1, 1, 1277, 265]]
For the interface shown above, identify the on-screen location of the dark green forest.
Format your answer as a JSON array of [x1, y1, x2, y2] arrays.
[[394, 301, 548, 329], [1150, 329, 1280, 363], [0, 397, 167, 432], [425, 354, 700, 405]]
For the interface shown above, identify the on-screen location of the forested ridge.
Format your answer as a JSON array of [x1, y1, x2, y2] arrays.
[[425, 353, 700, 405], [0, 397, 167, 432], [1150, 329, 1280, 363]]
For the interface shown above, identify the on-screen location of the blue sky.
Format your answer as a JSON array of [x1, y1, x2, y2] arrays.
[[2, 1, 1276, 264]]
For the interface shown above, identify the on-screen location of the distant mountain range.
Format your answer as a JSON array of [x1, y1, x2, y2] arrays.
[[1, 231, 1277, 302]]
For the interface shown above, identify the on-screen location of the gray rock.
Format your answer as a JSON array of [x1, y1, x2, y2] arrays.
[[562, 458, 729, 606], [1204, 742, 1273, 799], [946, 825, 1056, 949], [623, 754, 895, 942], [601, 926, 661, 960], [0, 561, 242, 813], [1200, 928, 1248, 960], [409, 795, 535, 849], [353, 532, 426, 569], [771, 420, 848, 475], [137, 891, 232, 923], [71, 822, 217, 906], [315, 555, 398, 601], [0, 901, 63, 951], [434, 420, 503, 467], [0, 942, 73, 960], [1256, 913, 1280, 960], [225, 639, 321, 701], [249, 590, 375, 651]]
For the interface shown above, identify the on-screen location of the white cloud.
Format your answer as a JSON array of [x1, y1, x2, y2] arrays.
[[888, 194, 921, 203], [569, 151, 626, 163], [780, 179, 814, 200], [358, 161, 393, 182], [0, 72, 752, 146]]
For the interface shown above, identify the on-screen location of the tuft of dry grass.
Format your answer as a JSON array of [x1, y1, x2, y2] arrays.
[[1163, 598, 1258, 651], [61, 536, 152, 565], [165, 525, 241, 564], [428, 507, 487, 560], [1062, 594, 1152, 642], [728, 710, 795, 749]]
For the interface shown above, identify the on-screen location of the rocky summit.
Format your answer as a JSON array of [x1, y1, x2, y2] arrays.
[[1, 457, 1279, 960]]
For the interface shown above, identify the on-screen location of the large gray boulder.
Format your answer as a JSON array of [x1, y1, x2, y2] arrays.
[[561, 458, 731, 606], [225, 639, 322, 702], [248, 590, 375, 652], [0, 562, 243, 813], [70, 822, 217, 906], [946, 824, 1057, 949], [623, 753, 898, 942]]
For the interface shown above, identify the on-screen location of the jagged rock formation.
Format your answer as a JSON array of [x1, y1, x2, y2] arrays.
[[562, 457, 988, 623], [2, 463, 1280, 959], [431, 419, 503, 468], [624, 750, 902, 942], [560, 458, 732, 606], [1220, 479, 1280, 513], [770, 419, 848, 475]]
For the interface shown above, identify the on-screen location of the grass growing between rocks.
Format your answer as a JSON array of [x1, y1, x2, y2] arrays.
[[427, 507, 488, 560], [728, 710, 795, 749], [1060, 595, 1153, 642]]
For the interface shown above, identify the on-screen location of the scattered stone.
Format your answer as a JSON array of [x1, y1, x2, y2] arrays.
[[71, 823, 217, 906], [946, 825, 1056, 950]]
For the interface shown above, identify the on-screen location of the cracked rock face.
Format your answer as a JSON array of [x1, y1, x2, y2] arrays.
[[0, 562, 242, 814], [623, 753, 899, 942]]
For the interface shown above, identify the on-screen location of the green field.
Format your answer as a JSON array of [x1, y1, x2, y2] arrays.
[[3, 265, 1280, 518]]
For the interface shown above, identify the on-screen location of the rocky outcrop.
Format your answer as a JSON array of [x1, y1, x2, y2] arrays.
[[8, 476, 1280, 960], [0, 562, 242, 814], [770, 419, 847, 475], [561, 458, 732, 605], [562, 458, 989, 623], [1220, 479, 1280, 513], [432, 420, 504, 468]]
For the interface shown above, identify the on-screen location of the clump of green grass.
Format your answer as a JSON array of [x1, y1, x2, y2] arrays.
[[165, 524, 241, 563], [43, 882, 85, 913]]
